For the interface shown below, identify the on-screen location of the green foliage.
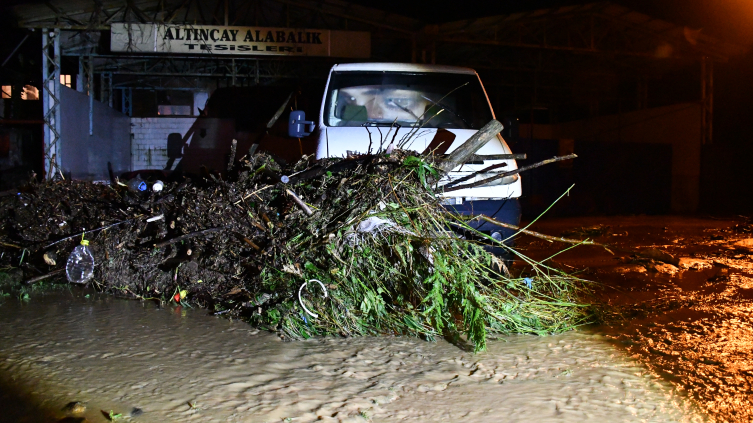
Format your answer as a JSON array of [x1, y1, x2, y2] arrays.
[[0, 271, 17, 288], [107, 410, 123, 421], [402, 156, 439, 191], [245, 151, 589, 352]]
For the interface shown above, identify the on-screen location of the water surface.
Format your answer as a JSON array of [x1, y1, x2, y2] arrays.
[[0, 291, 702, 422]]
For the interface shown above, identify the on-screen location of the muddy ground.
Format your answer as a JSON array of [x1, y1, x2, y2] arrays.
[[1, 214, 748, 422], [516, 215, 753, 423], [0, 290, 696, 423]]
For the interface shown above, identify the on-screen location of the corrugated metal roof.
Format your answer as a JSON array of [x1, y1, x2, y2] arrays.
[[435, 2, 744, 60], [13, 0, 744, 60], [14, 0, 424, 33]]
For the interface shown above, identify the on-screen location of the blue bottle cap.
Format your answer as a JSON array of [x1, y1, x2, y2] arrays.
[[137, 181, 147, 191]]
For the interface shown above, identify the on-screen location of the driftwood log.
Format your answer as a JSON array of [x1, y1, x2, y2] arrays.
[[436, 119, 504, 173]]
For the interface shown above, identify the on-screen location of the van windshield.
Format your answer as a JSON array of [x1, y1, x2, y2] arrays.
[[324, 71, 493, 129]]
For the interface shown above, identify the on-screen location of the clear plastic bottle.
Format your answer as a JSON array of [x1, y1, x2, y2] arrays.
[[66, 239, 95, 284]]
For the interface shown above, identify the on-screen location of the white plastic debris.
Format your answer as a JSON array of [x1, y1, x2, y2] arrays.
[[357, 216, 395, 233], [146, 214, 164, 222], [298, 279, 328, 319], [345, 216, 415, 247]]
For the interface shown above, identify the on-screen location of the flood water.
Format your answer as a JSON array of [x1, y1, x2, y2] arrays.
[[0, 290, 702, 422]]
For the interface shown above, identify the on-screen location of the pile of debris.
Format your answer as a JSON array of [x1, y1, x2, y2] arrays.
[[0, 149, 588, 351]]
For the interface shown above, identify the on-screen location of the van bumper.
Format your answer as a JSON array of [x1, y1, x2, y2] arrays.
[[442, 198, 522, 256]]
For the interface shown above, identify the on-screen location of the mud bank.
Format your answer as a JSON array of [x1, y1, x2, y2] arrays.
[[0, 290, 699, 422], [518, 215, 752, 422]]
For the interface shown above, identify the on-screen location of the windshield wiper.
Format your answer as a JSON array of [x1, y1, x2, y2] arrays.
[[388, 100, 421, 120], [361, 122, 404, 128], [420, 95, 472, 128]]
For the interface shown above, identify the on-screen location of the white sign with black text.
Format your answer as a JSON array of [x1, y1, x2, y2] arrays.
[[110, 23, 370, 58]]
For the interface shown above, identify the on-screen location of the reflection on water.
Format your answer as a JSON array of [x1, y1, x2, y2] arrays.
[[0, 291, 702, 422]]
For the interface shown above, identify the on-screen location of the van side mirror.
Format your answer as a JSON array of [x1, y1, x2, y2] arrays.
[[288, 110, 315, 138]]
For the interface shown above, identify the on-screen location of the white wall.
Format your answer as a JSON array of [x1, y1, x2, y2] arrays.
[[60, 86, 130, 180], [130, 117, 196, 170], [193, 92, 209, 115]]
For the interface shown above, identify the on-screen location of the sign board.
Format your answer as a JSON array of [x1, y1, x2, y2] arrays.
[[111, 23, 370, 58]]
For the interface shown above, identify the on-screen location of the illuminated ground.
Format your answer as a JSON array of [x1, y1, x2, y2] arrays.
[[518, 215, 753, 422]]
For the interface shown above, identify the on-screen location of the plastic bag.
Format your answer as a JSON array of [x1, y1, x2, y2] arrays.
[[357, 216, 395, 233]]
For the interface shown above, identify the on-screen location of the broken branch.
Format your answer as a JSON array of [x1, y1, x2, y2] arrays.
[[461, 215, 612, 252], [443, 162, 508, 188], [286, 189, 313, 216], [443, 154, 577, 192], [43, 219, 134, 249], [153, 226, 228, 248], [227, 139, 237, 171], [24, 268, 64, 284]]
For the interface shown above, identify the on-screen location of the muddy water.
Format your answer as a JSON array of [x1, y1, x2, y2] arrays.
[[0, 291, 701, 423], [516, 215, 753, 422]]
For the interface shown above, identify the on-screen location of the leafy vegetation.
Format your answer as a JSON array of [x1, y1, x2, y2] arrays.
[[243, 152, 589, 351]]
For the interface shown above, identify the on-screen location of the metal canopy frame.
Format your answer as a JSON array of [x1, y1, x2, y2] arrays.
[[41, 28, 62, 180], [94, 54, 336, 84], [16, 1, 740, 59], [434, 3, 744, 61], [14, 0, 423, 34]]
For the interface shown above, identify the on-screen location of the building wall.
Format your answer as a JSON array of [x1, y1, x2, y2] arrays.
[[0, 128, 34, 190], [130, 117, 196, 170], [519, 102, 702, 213], [555, 103, 701, 213], [0, 130, 23, 171], [60, 86, 130, 180]]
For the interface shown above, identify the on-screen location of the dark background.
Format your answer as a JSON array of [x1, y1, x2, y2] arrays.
[[2, 0, 751, 214]]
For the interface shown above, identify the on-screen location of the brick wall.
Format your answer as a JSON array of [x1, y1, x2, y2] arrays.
[[130, 117, 196, 170]]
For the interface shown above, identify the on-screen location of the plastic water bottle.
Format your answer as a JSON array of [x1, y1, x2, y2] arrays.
[[66, 238, 95, 284], [127, 176, 147, 192]]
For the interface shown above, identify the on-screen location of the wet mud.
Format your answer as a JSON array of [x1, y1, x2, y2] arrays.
[[517, 215, 753, 423], [0, 290, 698, 422]]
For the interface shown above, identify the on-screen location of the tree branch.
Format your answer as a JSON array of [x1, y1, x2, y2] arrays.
[[443, 154, 577, 192]]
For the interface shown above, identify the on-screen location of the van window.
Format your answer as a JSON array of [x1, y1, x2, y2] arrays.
[[324, 71, 493, 129]]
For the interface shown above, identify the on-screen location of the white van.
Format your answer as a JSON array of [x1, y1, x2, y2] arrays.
[[290, 63, 522, 249]]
